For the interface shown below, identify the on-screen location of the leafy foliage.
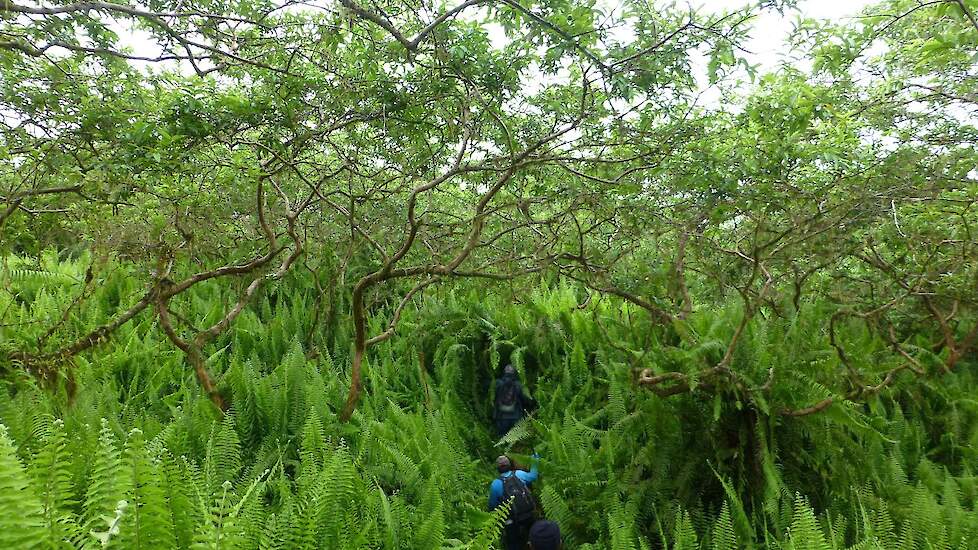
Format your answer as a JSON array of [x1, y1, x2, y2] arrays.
[[2, 0, 978, 547], [1, 271, 977, 548]]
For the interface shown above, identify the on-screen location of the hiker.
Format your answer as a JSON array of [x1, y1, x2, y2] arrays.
[[528, 519, 562, 550], [489, 453, 540, 550], [493, 364, 535, 437]]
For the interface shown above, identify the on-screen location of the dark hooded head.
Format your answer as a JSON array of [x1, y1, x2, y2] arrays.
[[503, 364, 516, 377], [529, 520, 562, 550], [496, 455, 512, 473]]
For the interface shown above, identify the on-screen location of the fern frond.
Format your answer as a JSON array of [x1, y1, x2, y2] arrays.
[[30, 417, 79, 549], [0, 424, 46, 548], [82, 420, 128, 538], [712, 501, 738, 550], [118, 428, 175, 548], [785, 494, 828, 550], [204, 416, 242, 494]]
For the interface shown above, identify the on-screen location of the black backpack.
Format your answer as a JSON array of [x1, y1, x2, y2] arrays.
[[501, 474, 536, 524], [496, 378, 520, 414]]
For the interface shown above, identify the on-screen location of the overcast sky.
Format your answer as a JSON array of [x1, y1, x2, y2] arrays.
[[676, 0, 878, 105], [695, 0, 877, 71], [117, 0, 881, 85]]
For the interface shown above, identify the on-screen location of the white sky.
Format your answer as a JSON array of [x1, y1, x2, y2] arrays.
[[695, 0, 877, 71], [115, 0, 878, 68], [682, 0, 878, 106], [111, 0, 882, 99]]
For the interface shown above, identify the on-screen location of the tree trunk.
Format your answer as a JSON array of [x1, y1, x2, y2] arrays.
[[340, 283, 368, 421], [188, 346, 227, 411], [339, 344, 364, 421]]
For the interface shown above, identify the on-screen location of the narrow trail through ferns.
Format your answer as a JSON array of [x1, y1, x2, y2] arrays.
[[1, 259, 977, 549]]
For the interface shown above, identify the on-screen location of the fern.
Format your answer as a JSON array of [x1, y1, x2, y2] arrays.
[[194, 480, 237, 549], [463, 500, 510, 550], [713, 501, 738, 550], [4, 258, 978, 550], [118, 428, 175, 548], [494, 416, 533, 448], [668, 508, 696, 550], [3, 267, 81, 288], [298, 410, 326, 484], [88, 499, 128, 549], [413, 478, 446, 549], [374, 484, 399, 549], [205, 416, 243, 494], [319, 442, 358, 544], [82, 420, 128, 540], [161, 451, 203, 549], [539, 485, 576, 548], [30, 417, 79, 549], [711, 467, 755, 544], [784, 495, 829, 550], [0, 424, 46, 548], [608, 496, 638, 550]]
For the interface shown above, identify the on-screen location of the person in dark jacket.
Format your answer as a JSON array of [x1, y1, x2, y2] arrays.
[[493, 364, 535, 437], [489, 453, 540, 550], [528, 519, 562, 550]]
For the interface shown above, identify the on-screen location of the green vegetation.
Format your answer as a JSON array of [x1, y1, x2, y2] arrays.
[[2, 0, 977, 548]]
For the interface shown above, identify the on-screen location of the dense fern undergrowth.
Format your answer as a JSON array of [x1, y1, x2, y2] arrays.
[[2, 254, 978, 549]]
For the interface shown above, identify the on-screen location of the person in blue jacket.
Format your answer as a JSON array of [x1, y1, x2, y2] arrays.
[[489, 453, 540, 550]]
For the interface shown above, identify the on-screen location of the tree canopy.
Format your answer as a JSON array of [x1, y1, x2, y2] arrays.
[[1, 0, 978, 547], [3, 0, 976, 417]]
